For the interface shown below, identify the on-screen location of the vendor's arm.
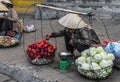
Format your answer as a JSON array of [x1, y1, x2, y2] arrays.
[[45, 29, 65, 40], [50, 29, 66, 38]]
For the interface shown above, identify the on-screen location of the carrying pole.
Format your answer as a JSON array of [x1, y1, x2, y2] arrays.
[[36, 4, 88, 15]]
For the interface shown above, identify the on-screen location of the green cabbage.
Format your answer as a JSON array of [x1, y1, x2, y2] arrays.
[[99, 60, 113, 68], [94, 52, 108, 62], [81, 63, 90, 70], [76, 47, 114, 71], [81, 47, 96, 57], [81, 49, 88, 58], [87, 57, 97, 63], [87, 47, 96, 56], [100, 52, 108, 59], [76, 57, 86, 65], [94, 53, 103, 62], [90, 63, 101, 70], [106, 60, 113, 66], [106, 53, 115, 61], [95, 47, 104, 54]]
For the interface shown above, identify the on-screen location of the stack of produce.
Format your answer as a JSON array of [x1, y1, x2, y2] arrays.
[[0, 36, 19, 47], [0, 30, 22, 47], [26, 40, 57, 65], [75, 47, 115, 79]]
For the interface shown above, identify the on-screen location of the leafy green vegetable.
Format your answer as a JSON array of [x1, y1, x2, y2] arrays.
[[95, 47, 104, 54], [90, 63, 101, 70], [81, 63, 90, 70], [76, 57, 86, 65]]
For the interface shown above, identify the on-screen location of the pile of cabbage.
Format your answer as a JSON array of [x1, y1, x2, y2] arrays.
[[75, 47, 115, 79]]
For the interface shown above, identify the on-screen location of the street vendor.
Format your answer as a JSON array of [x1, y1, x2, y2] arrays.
[[0, 0, 18, 31], [46, 13, 101, 56]]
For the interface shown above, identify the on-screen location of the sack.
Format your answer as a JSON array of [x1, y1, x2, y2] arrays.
[[105, 42, 120, 57]]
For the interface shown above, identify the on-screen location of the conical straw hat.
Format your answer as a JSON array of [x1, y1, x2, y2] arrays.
[[0, 2, 9, 12], [0, 0, 12, 4], [59, 13, 90, 29]]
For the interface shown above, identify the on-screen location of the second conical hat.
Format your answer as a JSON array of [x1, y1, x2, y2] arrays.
[[59, 13, 90, 29], [0, 0, 12, 4], [0, 2, 9, 12]]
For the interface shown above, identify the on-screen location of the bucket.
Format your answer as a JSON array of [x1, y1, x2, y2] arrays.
[[103, 39, 115, 45], [60, 60, 71, 71]]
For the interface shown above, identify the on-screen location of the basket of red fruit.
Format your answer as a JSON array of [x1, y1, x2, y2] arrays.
[[26, 39, 57, 65]]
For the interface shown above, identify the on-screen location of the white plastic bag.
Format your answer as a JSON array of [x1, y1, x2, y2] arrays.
[[24, 24, 36, 32], [105, 42, 120, 57]]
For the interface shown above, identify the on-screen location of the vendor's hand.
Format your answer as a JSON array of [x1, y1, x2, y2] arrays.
[[69, 39, 74, 46], [0, 16, 7, 19], [45, 33, 51, 40]]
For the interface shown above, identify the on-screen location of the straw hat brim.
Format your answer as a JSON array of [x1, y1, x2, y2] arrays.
[[0, 2, 9, 12], [0, 0, 12, 4], [58, 13, 90, 29]]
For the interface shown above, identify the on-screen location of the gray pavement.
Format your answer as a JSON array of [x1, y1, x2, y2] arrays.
[[0, 73, 17, 82], [1, 14, 120, 82]]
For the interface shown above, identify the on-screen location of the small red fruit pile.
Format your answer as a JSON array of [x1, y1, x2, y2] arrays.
[[26, 40, 57, 60]]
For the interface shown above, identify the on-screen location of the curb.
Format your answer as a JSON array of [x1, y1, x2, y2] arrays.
[[0, 62, 55, 82]]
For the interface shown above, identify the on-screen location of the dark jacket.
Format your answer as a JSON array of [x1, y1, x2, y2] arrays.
[[0, 5, 18, 31], [50, 27, 101, 53]]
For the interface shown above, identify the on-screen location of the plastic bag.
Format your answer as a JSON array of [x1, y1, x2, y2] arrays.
[[104, 42, 120, 57], [24, 24, 36, 32], [14, 34, 22, 41]]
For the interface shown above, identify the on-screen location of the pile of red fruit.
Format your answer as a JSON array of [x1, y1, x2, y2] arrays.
[[26, 40, 57, 60]]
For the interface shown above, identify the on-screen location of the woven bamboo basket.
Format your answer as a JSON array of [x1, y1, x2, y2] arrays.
[[0, 21, 23, 48], [77, 64, 113, 80], [26, 52, 54, 65]]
